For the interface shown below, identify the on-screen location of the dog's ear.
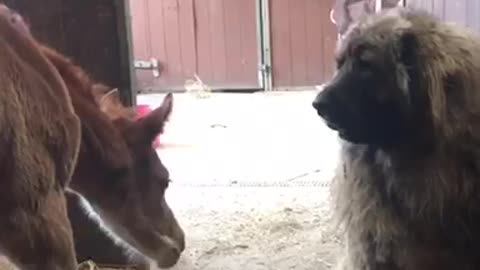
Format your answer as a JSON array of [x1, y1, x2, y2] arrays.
[[398, 31, 423, 98], [399, 31, 418, 68]]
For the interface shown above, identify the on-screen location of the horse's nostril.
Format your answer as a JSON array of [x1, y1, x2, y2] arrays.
[[157, 245, 182, 268], [166, 245, 180, 259]]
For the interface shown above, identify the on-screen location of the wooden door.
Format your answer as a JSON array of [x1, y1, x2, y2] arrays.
[[269, 0, 338, 90], [130, 0, 262, 92]]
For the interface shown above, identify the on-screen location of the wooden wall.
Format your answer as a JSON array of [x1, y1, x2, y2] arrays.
[[130, 0, 261, 91], [130, 0, 339, 92], [4, 0, 135, 105], [407, 0, 480, 31], [269, 0, 337, 89]]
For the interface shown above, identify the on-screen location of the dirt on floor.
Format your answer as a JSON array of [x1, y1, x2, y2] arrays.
[[166, 186, 342, 270], [146, 91, 344, 269]]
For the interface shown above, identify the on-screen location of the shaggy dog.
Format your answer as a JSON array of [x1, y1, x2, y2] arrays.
[[313, 7, 480, 270]]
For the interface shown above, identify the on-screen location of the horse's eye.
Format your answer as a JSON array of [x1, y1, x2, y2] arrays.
[[110, 167, 129, 180], [161, 179, 171, 189]]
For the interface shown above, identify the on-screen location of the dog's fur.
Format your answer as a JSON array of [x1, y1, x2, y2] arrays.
[[313, 7, 480, 270]]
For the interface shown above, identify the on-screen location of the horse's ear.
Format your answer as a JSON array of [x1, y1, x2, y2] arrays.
[[137, 93, 173, 142], [98, 88, 121, 113]]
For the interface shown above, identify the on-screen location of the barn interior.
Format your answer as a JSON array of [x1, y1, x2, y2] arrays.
[[0, 0, 476, 269]]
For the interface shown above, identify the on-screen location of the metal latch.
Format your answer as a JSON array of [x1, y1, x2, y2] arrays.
[[133, 58, 160, 78], [261, 63, 271, 74]]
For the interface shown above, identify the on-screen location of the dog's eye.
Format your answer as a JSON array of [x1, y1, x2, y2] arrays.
[[358, 59, 371, 68], [336, 57, 345, 69], [357, 58, 375, 70]]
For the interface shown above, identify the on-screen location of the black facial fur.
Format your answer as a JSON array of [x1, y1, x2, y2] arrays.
[[313, 29, 429, 148]]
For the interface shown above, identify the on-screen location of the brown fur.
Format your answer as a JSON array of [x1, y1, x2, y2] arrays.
[[314, 7, 480, 270], [39, 42, 184, 268], [0, 5, 81, 270], [0, 5, 183, 268]]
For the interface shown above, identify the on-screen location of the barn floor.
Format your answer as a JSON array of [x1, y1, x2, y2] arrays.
[[137, 91, 343, 270]]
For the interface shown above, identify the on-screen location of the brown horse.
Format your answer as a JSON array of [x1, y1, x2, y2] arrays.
[[40, 46, 185, 268], [67, 83, 177, 270], [0, 5, 81, 270], [0, 4, 184, 268]]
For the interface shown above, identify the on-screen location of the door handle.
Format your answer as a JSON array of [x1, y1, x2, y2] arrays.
[[133, 58, 160, 78]]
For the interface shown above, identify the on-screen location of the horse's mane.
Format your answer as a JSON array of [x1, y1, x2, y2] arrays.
[[38, 44, 137, 167], [39, 45, 136, 121]]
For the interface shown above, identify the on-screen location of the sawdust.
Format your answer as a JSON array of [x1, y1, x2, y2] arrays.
[[164, 186, 342, 270]]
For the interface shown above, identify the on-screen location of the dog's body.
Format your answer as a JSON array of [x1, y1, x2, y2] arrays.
[[313, 7, 480, 270]]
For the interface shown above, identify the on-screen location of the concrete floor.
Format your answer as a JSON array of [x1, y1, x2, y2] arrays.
[[137, 90, 343, 270]]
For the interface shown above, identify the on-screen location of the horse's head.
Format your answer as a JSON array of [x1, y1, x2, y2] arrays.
[[91, 89, 184, 268], [40, 45, 185, 268]]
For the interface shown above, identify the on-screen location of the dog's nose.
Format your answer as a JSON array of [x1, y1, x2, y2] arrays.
[[312, 97, 321, 110], [312, 90, 330, 115]]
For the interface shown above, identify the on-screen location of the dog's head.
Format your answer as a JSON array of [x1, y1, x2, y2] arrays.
[[313, 8, 437, 148]]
